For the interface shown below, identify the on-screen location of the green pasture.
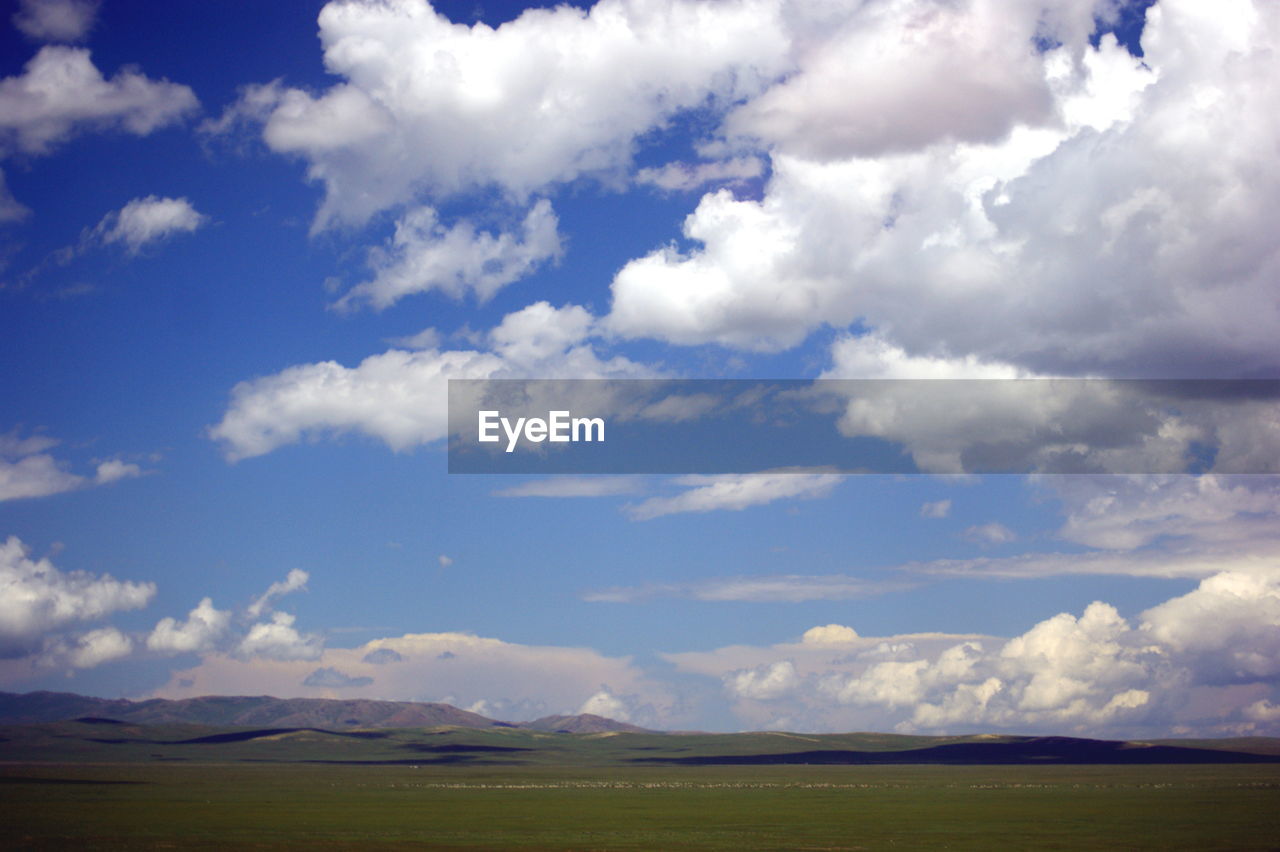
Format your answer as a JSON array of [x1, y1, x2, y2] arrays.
[[3, 762, 1278, 850]]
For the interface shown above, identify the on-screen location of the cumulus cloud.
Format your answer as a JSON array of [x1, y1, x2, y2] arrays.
[[0, 46, 197, 157], [93, 196, 206, 254], [209, 301, 648, 460], [815, 379, 1247, 475], [1141, 572, 1280, 683], [146, 597, 231, 654], [604, 0, 1280, 379], [143, 569, 324, 666], [668, 571, 1280, 735], [801, 624, 859, 645], [821, 334, 1023, 380], [237, 611, 323, 662], [56, 626, 133, 669], [333, 200, 561, 310], [625, 471, 841, 520], [219, 0, 791, 228], [13, 0, 98, 42], [210, 345, 503, 460], [0, 535, 155, 655], [728, 659, 798, 701], [0, 447, 84, 501], [578, 687, 633, 722], [93, 459, 143, 484]]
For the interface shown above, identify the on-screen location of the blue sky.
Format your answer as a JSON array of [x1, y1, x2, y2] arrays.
[[2, 0, 1280, 736]]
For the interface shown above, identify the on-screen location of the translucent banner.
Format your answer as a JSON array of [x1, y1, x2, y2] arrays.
[[447, 379, 1280, 474]]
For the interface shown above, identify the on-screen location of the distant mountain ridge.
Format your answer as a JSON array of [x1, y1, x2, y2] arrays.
[[519, 713, 653, 734], [0, 690, 651, 733]]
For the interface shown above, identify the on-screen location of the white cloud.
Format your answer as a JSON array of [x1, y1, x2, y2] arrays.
[[209, 301, 649, 460], [920, 499, 951, 519], [816, 379, 1222, 476], [891, 475, 1280, 583], [0, 169, 30, 223], [728, 659, 798, 701], [210, 345, 504, 460], [143, 569, 321, 663], [93, 196, 206, 254], [822, 333, 1022, 380], [437, 554, 453, 568], [226, 0, 792, 229], [625, 471, 841, 520], [723, 0, 1071, 159], [1051, 475, 1280, 551], [0, 431, 58, 457], [0, 451, 85, 501], [635, 156, 764, 192], [585, 575, 910, 604], [0, 46, 197, 157], [333, 200, 561, 310], [0, 434, 144, 501], [245, 568, 308, 619], [13, 0, 98, 42], [0, 535, 155, 653], [237, 611, 323, 662], [964, 522, 1017, 545], [905, 545, 1280, 581], [1140, 572, 1280, 682], [801, 624, 859, 645], [386, 327, 441, 351], [604, 0, 1280, 379], [93, 459, 143, 485], [147, 597, 231, 654], [578, 687, 632, 722], [1245, 700, 1280, 722], [667, 573, 1280, 735], [60, 626, 132, 669], [494, 476, 642, 498]]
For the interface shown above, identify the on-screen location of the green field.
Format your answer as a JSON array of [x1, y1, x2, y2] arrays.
[[4, 762, 1280, 850], [2, 722, 1279, 849]]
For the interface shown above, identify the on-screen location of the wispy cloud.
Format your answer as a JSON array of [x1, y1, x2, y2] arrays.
[[963, 522, 1016, 545], [0, 429, 145, 502], [625, 472, 842, 520], [494, 476, 642, 498], [584, 574, 914, 604]]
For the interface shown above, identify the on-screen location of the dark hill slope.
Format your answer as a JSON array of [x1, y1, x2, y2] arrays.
[[0, 691, 503, 729]]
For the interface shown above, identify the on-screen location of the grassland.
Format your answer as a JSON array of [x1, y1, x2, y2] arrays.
[[2, 722, 1278, 849]]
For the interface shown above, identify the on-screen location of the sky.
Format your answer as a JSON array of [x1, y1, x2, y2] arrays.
[[2, 0, 1279, 737]]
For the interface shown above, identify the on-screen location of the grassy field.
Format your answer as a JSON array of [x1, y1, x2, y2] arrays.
[[2, 722, 1278, 849], [3, 761, 1279, 850]]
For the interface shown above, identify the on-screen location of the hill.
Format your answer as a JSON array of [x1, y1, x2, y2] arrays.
[[0, 690, 509, 729], [517, 713, 654, 734]]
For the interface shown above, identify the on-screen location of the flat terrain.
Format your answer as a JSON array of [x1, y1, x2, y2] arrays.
[[4, 762, 1280, 850], [2, 722, 1278, 849]]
